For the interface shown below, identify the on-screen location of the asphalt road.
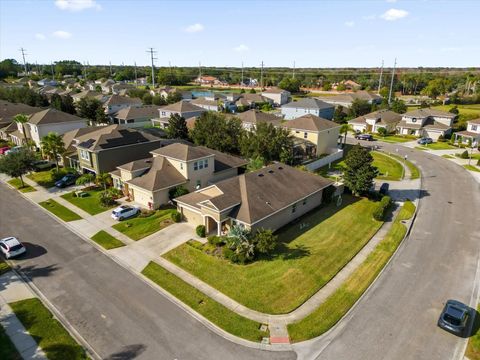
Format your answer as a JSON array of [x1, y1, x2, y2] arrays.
[[0, 183, 296, 360], [302, 141, 480, 360]]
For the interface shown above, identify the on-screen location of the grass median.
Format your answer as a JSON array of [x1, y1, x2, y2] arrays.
[[388, 153, 421, 179], [91, 230, 125, 250], [0, 324, 21, 360], [0, 258, 11, 276], [141, 261, 268, 342], [371, 151, 403, 181], [287, 201, 416, 342], [7, 178, 36, 193], [464, 165, 480, 172], [9, 298, 88, 360], [466, 304, 480, 360], [61, 189, 116, 215], [39, 199, 82, 222]]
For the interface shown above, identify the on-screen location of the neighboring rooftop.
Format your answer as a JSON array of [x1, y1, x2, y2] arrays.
[[160, 100, 206, 113], [349, 109, 402, 125], [263, 87, 289, 94], [234, 109, 282, 127], [318, 91, 381, 104], [104, 94, 142, 106], [28, 108, 85, 125], [115, 105, 162, 120], [468, 118, 480, 125], [283, 114, 340, 132], [282, 98, 334, 110], [0, 100, 40, 125], [403, 108, 457, 119]]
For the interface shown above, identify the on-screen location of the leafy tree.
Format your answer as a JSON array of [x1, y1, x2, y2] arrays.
[[50, 94, 76, 114], [390, 99, 407, 114], [377, 127, 388, 137], [96, 173, 112, 190], [166, 114, 189, 140], [333, 105, 347, 123], [76, 173, 95, 188], [348, 99, 372, 118], [169, 185, 189, 199], [142, 93, 153, 105], [0, 149, 36, 187], [337, 83, 346, 91], [343, 145, 378, 196], [322, 82, 332, 91], [249, 88, 256, 94], [253, 228, 277, 255], [152, 95, 167, 106], [95, 106, 109, 124], [278, 77, 301, 93], [13, 114, 30, 145], [340, 123, 350, 147], [0, 59, 20, 79], [77, 98, 105, 123], [40, 132, 65, 171], [247, 156, 265, 172], [449, 106, 459, 115], [379, 86, 390, 99]]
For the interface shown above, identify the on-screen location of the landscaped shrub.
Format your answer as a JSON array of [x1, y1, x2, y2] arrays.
[[438, 134, 445, 142], [322, 185, 336, 204], [170, 210, 182, 223], [196, 225, 206, 238], [108, 188, 123, 199], [50, 168, 69, 180], [207, 235, 225, 246], [253, 228, 277, 255], [138, 209, 155, 218], [99, 190, 116, 207], [169, 186, 189, 199], [373, 195, 392, 221], [460, 150, 469, 159], [222, 246, 234, 260]]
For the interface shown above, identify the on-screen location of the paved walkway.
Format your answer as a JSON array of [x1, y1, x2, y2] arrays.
[[0, 271, 47, 360]]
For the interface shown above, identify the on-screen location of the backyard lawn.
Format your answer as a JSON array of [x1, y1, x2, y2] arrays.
[[91, 230, 125, 250], [371, 152, 403, 180], [39, 199, 82, 222], [10, 298, 88, 360], [0, 325, 21, 360], [7, 178, 36, 193], [164, 196, 383, 314], [142, 262, 268, 342], [112, 208, 176, 241], [27, 170, 56, 188], [61, 188, 116, 215]]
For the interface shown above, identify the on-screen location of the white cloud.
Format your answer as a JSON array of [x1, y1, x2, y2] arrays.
[[52, 30, 72, 39], [184, 23, 204, 33], [233, 44, 249, 52], [380, 8, 409, 21], [362, 14, 376, 20], [386, 0, 397, 3], [344, 21, 355, 27], [55, 0, 101, 11], [35, 33, 46, 40]]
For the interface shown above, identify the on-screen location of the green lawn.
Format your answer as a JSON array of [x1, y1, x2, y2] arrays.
[[0, 258, 11, 276], [416, 142, 457, 150], [61, 188, 116, 215], [457, 153, 480, 160], [7, 178, 36, 193], [164, 196, 383, 314], [371, 152, 403, 181], [372, 134, 415, 143], [112, 208, 176, 241], [0, 325, 21, 360], [442, 154, 455, 159], [142, 262, 268, 342], [27, 170, 57, 188], [39, 199, 82, 222], [10, 298, 88, 360], [466, 304, 480, 360], [464, 165, 480, 172], [388, 153, 421, 180], [91, 230, 125, 250], [288, 201, 415, 342]]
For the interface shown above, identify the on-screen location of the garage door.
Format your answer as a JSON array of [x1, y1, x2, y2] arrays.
[[181, 207, 203, 226]]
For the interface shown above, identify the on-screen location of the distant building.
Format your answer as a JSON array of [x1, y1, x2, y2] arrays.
[[113, 105, 162, 128], [261, 87, 291, 105], [348, 109, 402, 134], [454, 118, 480, 147], [317, 91, 382, 108], [104, 95, 142, 115], [281, 98, 335, 120], [151, 101, 207, 128]]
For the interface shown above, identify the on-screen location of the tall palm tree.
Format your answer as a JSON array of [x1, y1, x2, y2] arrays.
[[40, 132, 65, 171], [13, 114, 29, 146], [340, 123, 351, 148]]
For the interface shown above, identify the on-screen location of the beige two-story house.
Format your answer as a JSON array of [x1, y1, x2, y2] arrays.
[[396, 108, 456, 140], [348, 109, 402, 134], [151, 101, 207, 128], [455, 118, 480, 147]]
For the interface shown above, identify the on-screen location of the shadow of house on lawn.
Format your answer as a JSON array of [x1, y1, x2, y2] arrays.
[[42, 343, 88, 360], [105, 344, 147, 360]]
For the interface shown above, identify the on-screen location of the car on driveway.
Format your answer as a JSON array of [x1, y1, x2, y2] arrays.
[[55, 173, 78, 188], [418, 137, 433, 145], [0, 237, 26, 259], [355, 134, 374, 141], [438, 300, 471, 336], [32, 160, 55, 171], [5, 146, 23, 155], [111, 205, 140, 221], [0, 146, 10, 155]]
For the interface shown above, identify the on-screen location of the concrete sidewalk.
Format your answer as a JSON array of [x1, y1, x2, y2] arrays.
[[0, 271, 47, 360]]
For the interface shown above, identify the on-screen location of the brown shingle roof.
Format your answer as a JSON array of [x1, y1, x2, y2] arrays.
[[117, 157, 153, 172], [115, 105, 162, 120], [160, 101, 206, 113], [235, 109, 282, 127], [62, 126, 105, 153], [283, 114, 340, 132], [191, 98, 219, 107], [150, 143, 214, 161], [468, 118, 480, 125], [349, 109, 401, 126], [126, 156, 186, 191], [262, 87, 289, 94], [104, 95, 142, 106], [282, 98, 334, 110], [404, 108, 456, 119], [0, 100, 40, 126], [28, 108, 85, 125]]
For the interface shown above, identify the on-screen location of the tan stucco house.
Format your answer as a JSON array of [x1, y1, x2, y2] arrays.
[[261, 87, 291, 105], [348, 109, 402, 134], [151, 101, 207, 128], [175, 163, 333, 235], [396, 108, 455, 140]]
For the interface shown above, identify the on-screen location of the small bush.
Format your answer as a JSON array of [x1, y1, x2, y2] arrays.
[[50, 168, 69, 181], [222, 246, 234, 260], [169, 186, 189, 199], [438, 134, 445, 142], [460, 150, 469, 159], [170, 210, 182, 223], [196, 225, 206, 238], [99, 190, 116, 207], [322, 185, 336, 204], [373, 195, 392, 221], [138, 209, 155, 218], [208, 235, 225, 246]]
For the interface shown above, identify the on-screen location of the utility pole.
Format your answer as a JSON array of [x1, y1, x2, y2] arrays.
[[109, 61, 112, 78], [19, 48, 28, 75], [146, 47, 157, 87], [388, 58, 397, 105], [134, 61, 138, 87], [198, 61, 202, 79], [292, 60, 296, 79], [260, 61, 264, 89], [377, 59, 384, 93], [83, 62, 87, 79], [241, 61, 244, 86]]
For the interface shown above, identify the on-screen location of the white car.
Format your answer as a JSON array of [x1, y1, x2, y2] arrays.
[[111, 205, 140, 221], [0, 237, 26, 259]]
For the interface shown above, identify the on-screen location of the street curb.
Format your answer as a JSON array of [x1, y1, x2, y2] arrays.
[[1, 180, 292, 353]]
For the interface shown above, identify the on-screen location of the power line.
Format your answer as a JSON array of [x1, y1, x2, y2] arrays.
[[388, 58, 397, 104], [146, 48, 157, 87]]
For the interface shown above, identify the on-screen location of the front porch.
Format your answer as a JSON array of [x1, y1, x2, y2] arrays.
[[455, 131, 480, 147], [205, 215, 232, 236]]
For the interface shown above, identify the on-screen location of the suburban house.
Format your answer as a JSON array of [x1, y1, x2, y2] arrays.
[[151, 101, 207, 128], [101, 79, 116, 93], [113, 105, 162, 128], [195, 76, 220, 85], [348, 109, 402, 133], [104, 95, 142, 116], [261, 87, 291, 105], [0, 100, 39, 140], [175, 163, 333, 235], [111, 83, 135, 95], [281, 98, 335, 120], [283, 114, 341, 158], [395, 108, 456, 140], [60, 127, 103, 169], [110, 143, 247, 210], [37, 79, 58, 87], [73, 125, 165, 174], [235, 93, 273, 108], [234, 109, 282, 130], [455, 118, 480, 146], [71, 90, 105, 103], [317, 91, 382, 108], [191, 97, 220, 112], [9, 109, 87, 148], [333, 80, 362, 90]]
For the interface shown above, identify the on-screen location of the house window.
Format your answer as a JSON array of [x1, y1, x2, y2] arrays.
[[199, 160, 204, 170], [472, 125, 478, 131], [292, 203, 297, 213], [126, 119, 134, 123], [204, 159, 208, 168], [304, 132, 308, 139], [161, 111, 166, 116], [193, 161, 198, 170], [80, 150, 90, 161], [303, 198, 307, 206]]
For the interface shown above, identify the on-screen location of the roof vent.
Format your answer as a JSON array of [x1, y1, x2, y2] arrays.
[[268, 170, 274, 174], [258, 174, 264, 177]]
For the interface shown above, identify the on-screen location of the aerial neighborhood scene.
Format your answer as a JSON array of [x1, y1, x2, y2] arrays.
[[1, 0, 480, 359]]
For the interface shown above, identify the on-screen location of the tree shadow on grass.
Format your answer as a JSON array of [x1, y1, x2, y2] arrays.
[[42, 343, 87, 360], [105, 344, 147, 360]]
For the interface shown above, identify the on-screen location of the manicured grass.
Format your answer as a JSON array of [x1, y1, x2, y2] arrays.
[[142, 262, 268, 342], [7, 178, 36, 193], [0, 325, 21, 360], [464, 165, 480, 172], [61, 188, 116, 215], [9, 298, 88, 360], [442, 154, 455, 159], [466, 304, 480, 360], [371, 151, 403, 181], [372, 134, 414, 143], [388, 153, 421, 180], [288, 201, 416, 342], [457, 153, 480, 160], [39, 199, 82, 222], [0, 258, 11, 276], [416, 142, 457, 150], [90, 230, 125, 250], [164, 196, 383, 314], [113, 208, 176, 241], [27, 170, 56, 188]]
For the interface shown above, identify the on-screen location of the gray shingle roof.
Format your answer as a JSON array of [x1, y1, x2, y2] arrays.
[[283, 114, 340, 132], [282, 98, 334, 110]]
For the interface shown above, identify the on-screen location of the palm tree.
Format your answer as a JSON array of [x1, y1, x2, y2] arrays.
[[13, 114, 29, 146], [340, 124, 351, 148], [40, 132, 65, 171], [96, 173, 111, 190]]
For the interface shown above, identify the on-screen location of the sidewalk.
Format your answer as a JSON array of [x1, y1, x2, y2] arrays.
[[0, 271, 47, 360]]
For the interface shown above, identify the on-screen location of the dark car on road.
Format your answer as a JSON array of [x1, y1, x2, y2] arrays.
[[418, 137, 433, 145], [438, 300, 471, 336], [55, 174, 78, 188], [355, 134, 374, 141]]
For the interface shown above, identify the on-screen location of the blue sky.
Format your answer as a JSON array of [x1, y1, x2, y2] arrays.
[[1, 0, 479, 68]]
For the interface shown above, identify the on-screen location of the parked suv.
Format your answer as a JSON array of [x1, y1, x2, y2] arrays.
[[438, 300, 471, 336], [55, 173, 78, 188], [355, 134, 374, 141], [32, 160, 55, 171], [0, 237, 26, 259], [111, 205, 140, 221], [418, 137, 433, 145]]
